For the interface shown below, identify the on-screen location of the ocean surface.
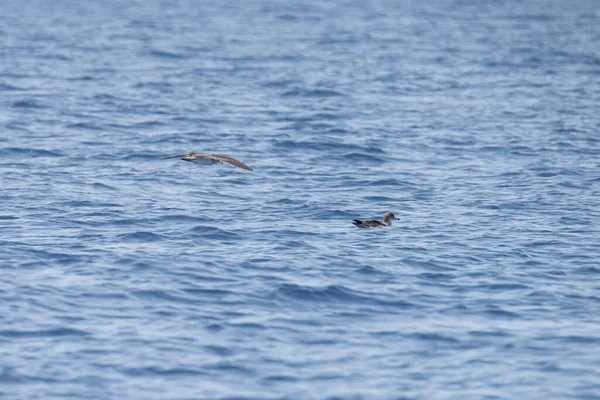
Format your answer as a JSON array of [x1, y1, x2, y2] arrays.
[[1, 0, 599, 399]]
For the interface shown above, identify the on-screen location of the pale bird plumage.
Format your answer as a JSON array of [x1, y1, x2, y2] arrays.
[[164, 152, 253, 171], [353, 211, 399, 228]]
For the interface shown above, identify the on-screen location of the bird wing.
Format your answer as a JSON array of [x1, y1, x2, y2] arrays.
[[204, 154, 253, 171], [361, 220, 385, 227], [164, 152, 194, 160], [353, 219, 385, 228]]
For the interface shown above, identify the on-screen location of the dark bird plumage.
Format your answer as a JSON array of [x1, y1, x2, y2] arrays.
[[353, 212, 399, 228], [164, 152, 253, 171]]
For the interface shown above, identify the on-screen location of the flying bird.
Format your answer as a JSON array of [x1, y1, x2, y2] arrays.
[[164, 152, 253, 171], [353, 211, 399, 228]]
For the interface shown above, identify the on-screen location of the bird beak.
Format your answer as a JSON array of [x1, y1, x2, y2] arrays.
[[164, 154, 187, 159], [395, 217, 400, 220]]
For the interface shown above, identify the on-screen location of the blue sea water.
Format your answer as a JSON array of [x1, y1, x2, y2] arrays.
[[1, 0, 600, 398]]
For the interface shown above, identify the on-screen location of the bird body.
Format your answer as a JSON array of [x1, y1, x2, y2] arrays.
[[164, 152, 253, 171], [353, 212, 399, 228]]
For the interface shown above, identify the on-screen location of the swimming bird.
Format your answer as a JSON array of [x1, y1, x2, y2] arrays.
[[164, 152, 253, 171], [353, 211, 399, 228]]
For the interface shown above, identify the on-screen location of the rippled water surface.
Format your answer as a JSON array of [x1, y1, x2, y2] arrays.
[[1, 0, 600, 399]]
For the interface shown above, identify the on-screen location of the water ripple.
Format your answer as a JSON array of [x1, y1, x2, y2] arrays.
[[1, 1, 599, 399]]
